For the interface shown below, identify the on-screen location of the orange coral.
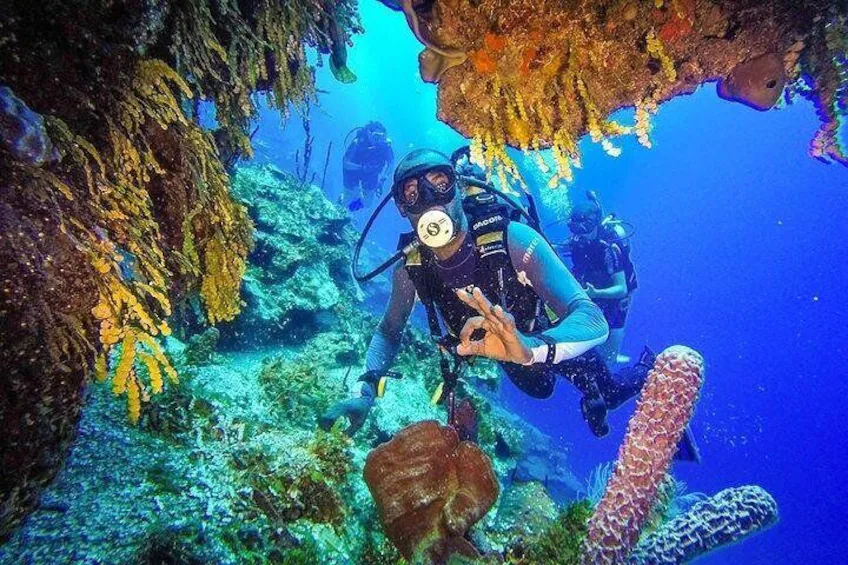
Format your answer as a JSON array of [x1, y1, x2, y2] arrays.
[[484, 32, 507, 52], [470, 49, 498, 74], [520, 45, 540, 76], [470, 32, 508, 74], [659, 0, 696, 43]]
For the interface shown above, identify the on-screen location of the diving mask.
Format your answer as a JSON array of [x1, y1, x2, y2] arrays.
[[392, 165, 457, 216], [569, 214, 599, 236]]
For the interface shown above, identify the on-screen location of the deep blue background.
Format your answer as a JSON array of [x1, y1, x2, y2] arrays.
[[253, 3, 848, 563]]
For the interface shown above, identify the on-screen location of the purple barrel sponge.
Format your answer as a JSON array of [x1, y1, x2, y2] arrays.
[[0, 85, 60, 165], [629, 485, 779, 564]]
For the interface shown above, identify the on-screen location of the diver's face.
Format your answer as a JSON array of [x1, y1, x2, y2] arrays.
[[402, 169, 451, 200], [570, 215, 600, 241], [395, 167, 456, 216], [369, 130, 386, 145]]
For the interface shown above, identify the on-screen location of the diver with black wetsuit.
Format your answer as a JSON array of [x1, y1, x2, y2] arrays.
[[320, 149, 698, 460]]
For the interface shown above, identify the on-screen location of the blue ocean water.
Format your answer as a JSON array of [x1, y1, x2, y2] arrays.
[[253, 2, 848, 563]]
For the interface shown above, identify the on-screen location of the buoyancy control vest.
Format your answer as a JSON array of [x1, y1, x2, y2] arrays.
[[570, 221, 638, 293], [398, 188, 550, 340]]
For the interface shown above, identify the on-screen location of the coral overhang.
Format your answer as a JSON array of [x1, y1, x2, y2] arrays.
[[399, 0, 848, 185], [0, 0, 360, 540]]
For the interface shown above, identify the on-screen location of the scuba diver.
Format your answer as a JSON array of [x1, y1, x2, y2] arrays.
[[340, 121, 394, 212], [320, 149, 699, 461], [563, 193, 638, 366]]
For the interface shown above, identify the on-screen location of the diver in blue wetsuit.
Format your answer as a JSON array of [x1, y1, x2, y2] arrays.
[[320, 149, 698, 460]]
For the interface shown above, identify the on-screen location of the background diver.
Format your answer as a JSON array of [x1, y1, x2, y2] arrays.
[[320, 149, 698, 461], [561, 193, 639, 366], [340, 121, 394, 212]]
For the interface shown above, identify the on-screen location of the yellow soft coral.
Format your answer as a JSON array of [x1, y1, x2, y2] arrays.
[[113, 330, 137, 395], [138, 352, 163, 394], [646, 29, 677, 82], [200, 236, 248, 325], [1, 0, 360, 432], [126, 373, 141, 424], [635, 98, 658, 148]]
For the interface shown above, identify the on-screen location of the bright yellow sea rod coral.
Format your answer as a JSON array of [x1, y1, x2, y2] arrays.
[[90, 251, 179, 423], [82, 58, 249, 422]]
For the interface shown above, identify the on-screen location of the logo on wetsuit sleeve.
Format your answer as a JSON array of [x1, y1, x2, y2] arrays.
[[522, 238, 540, 264]]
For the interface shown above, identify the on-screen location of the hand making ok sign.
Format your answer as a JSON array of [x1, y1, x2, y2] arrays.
[[454, 286, 535, 365]]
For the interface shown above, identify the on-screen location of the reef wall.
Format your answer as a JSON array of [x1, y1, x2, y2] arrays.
[[220, 165, 362, 348], [0, 0, 359, 540], [400, 0, 848, 186]]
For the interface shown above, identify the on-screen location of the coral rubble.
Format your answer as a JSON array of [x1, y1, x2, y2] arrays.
[[0, 0, 360, 540], [398, 0, 848, 184], [581, 345, 705, 564]]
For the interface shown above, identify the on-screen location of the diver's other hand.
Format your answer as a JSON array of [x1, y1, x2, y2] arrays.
[[317, 383, 376, 436], [584, 283, 598, 298], [455, 286, 533, 364]]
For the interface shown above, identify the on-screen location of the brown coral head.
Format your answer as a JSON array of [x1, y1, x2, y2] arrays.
[[363, 420, 499, 562], [717, 53, 786, 111]]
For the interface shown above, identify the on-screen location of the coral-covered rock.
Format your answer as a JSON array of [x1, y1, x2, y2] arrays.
[[581, 346, 705, 565], [0, 0, 360, 540], [630, 485, 778, 565], [493, 481, 558, 540], [363, 420, 499, 562], [220, 165, 360, 347], [399, 0, 848, 175]]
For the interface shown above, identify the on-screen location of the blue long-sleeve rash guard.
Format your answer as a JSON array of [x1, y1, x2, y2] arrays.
[[365, 221, 609, 372]]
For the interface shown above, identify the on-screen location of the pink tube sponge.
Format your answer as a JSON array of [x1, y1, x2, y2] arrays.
[[581, 345, 705, 564]]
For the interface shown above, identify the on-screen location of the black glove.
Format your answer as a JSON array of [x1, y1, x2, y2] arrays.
[[318, 382, 376, 437]]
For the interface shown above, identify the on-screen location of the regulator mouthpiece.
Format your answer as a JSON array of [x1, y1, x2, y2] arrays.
[[417, 209, 455, 248]]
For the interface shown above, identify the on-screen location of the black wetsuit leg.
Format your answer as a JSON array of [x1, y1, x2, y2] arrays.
[[595, 349, 653, 410], [501, 352, 611, 437], [502, 348, 700, 460], [502, 349, 650, 437], [555, 350, 614, 437]]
